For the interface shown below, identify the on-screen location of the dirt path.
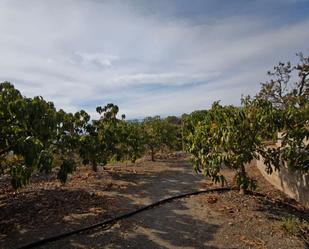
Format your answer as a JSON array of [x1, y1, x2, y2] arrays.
[[1, 157, 308, 249]]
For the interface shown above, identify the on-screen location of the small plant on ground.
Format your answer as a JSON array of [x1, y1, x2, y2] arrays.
[[281, 215, 309, 245], [281, 215, 302, 235]]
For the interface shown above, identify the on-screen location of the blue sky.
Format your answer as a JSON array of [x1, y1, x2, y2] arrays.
[[0, 0, 309, 119]]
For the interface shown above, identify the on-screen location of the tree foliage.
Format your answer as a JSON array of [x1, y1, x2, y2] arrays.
[[0, 83, 181, 188], [184, 53, 308, 192], [1, 53, 307, 192], [143, 116, 181, 161]]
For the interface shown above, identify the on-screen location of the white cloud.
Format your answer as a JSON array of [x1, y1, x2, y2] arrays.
[[0, 0, 308, 118], [111, 72, 219, 86], [74, 52, 118, 68]]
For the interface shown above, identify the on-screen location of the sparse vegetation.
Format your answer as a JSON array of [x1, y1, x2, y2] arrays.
[[281, 215, 302, 235], [281, 215, 309, 245]]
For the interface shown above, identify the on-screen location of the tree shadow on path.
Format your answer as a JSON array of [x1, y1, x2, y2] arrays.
[[45, 197, 230, 249]]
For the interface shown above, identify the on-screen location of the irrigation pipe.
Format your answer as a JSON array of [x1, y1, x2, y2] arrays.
[[17, 187, 234, 249]]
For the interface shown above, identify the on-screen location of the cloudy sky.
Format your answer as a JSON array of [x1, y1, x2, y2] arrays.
[[0, 0, 309, 118]]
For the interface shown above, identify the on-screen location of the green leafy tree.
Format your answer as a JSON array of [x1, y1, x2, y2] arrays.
[[143, 116, 179, 161], [181, 110, 209, 153], [79, 103, 133, 170], [54, 109, 90, 182], [185, 53, 308, 193], [165, 116, 182, 151], [0, 82, 58, 188], [254, 53, 309, 173], [0, 82, 91, 188], [121, 120, 146, 163]]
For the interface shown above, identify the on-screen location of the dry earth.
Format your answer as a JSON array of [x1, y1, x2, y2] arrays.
[[0, 155, 308, 249]]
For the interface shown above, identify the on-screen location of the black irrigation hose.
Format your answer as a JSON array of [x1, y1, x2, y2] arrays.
[[17, 187, 234, 249]]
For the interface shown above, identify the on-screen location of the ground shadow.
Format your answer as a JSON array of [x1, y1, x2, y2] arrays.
[[3, 158, 305, 249], [250, 191, 309, 222], [0, 159, 208, 249], [105, 159, 206, 205], [0, 187, 116, 249], [44, 197, 228, 249]]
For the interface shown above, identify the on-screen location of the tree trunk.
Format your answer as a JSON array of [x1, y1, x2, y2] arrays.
[[92, 160, 98, 172], [239, 165, 246, 195], [151, 148, 155, 161]]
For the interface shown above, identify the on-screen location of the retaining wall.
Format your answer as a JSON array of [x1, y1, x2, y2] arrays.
[[255, 137, 309, 207]]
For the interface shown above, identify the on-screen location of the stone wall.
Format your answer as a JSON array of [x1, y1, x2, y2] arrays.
[[256, 159, 309, 207], [255, 137, 309, 207]]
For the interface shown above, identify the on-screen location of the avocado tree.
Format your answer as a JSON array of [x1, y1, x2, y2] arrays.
[[165, 116, 182, 152], [184, 53, 308, 193], [187, 103, 257, 192], [79, 104, 117, 171], [79, 121, 102, 172], [54, 109, 91, 182], [121, 120, 146, 163], [181, 110, 209, 153], [0, 82, 92, 188], [143, 116, 179, 161], [0, 82, 59, 188], [254, 53, 309, 173], [257, 52, 308, 108], [79, 103, 137, 170]]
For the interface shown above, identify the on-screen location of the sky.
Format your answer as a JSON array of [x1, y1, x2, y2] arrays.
[[0, 0, 309, 119]]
